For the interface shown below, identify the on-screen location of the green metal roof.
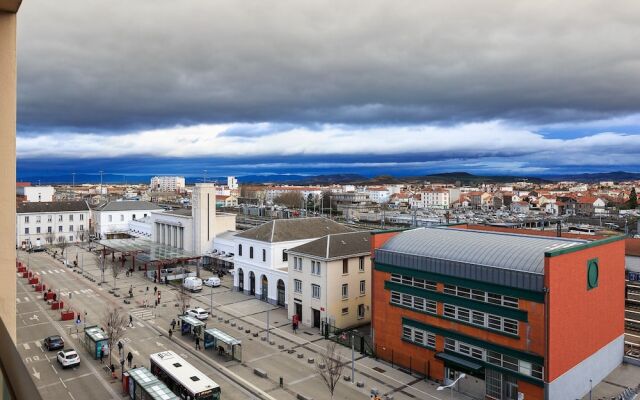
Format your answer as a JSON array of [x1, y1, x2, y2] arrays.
[[435, 352, 483, 371], [179, 315, 205, 326]]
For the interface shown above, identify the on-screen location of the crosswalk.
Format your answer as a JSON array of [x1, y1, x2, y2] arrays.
[[130, 308, 154, 321], [39, 269, 67, 275], [16, 297, 31, 304]]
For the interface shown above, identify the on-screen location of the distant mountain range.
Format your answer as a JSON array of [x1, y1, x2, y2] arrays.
[[17, 171, 640, 186]]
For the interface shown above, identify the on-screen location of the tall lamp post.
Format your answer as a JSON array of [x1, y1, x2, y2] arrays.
[[437, 373, 466, 400]]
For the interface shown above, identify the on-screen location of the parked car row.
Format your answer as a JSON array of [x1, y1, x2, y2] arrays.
[[43, 335, 80, 369]]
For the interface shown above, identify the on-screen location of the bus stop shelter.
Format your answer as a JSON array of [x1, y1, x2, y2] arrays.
[[123, 367, 178, 400], [204, 328, 242, 361], [179, 315, 205, 338], [83, 325, 109, 359]]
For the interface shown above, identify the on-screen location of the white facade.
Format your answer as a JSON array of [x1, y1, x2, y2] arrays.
[[151, 210, 192, 250], [93, 201, 162, 239], [227, 176, 238, 190], [128, 217, 153, 239], [150, 176, 186, 193], [364, 188, 391, 204], [265, 187, 323, 203], [16, 202, 90, 247], [17, 186, 55, 202]]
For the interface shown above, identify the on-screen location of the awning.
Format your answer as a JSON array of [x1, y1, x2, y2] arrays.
[[179, 315, 205, 327], [205, 328, 241, 346], [435, 352, 483, 371]]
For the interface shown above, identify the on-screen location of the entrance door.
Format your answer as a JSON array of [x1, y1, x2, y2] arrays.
[[312, 308, 321, 328], [277, 280, 285, 306], [249, 272, 255, 296], [295, 303, 302, 322], [261, 276, 269, 301], [238, 269, 244, 291]]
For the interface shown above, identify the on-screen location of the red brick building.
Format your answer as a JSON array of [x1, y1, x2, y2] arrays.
[[371, 227, 625, 400]]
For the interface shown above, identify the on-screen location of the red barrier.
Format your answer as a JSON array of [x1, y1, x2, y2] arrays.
[[35, 283, 43, 292], [17, 266, 26, 273], [51, 301, 63, 310], [22, 272, 29, 278], [60, 311, 74, 321], [44, 292, 55, 301], [28, 271, 33, 278], [28, 277, 39, 285]]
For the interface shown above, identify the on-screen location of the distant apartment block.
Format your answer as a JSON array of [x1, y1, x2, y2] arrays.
[[150, 176, 185, 193], [16, 184, 55, 202]]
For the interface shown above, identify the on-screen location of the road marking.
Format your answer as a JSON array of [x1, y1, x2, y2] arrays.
[[23, 343, 30, 350], [136, 321, 144, 327], [51, 364, 58, 374], [29, 314, 40, 321], [32, 367, 40, 380], [155, 341, 165, 348], [54, 269, 61, 274], [288, 373, 318, 386], [41, 270, 47, 275], [16, 297, 21, 303], [24, 297, 30, 302], [35, 340, 41, 348], [68, 392, 76, 400], [59, 377, 67, 389], [49, 270, 55, 274], [73, 290, 80, 295], [129, 347, 140, 356]]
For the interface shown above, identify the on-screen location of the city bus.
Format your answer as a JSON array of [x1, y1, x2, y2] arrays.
[[149, 351, 221, 400]]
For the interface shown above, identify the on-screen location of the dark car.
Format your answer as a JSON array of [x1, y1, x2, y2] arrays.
[[44, 335, 64, 351]]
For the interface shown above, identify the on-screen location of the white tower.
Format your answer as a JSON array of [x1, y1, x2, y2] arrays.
[[192, 183, 217, 255], [227, 176, 238, 190]]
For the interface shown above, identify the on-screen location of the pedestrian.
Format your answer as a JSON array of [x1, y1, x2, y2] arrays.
[[146, 286, 149, 293], [110, 363, 116, 379], [168, 328, 173, 339], [195, 336, 200, 350], [127, 351, 133, 368], [129, 315, 133, 327], [154, 286, 157, 295], [99, 347, 104, 364], [171, 318, 176, 330], [117, 340, 123, 355]]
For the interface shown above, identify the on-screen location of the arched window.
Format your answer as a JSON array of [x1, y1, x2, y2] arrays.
[[250, 246, 254, 259], [262, 249, 266, 262], [238, 244, 243, 256]]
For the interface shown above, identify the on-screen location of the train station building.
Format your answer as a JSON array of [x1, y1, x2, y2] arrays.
[[371, 227, 626, 400]]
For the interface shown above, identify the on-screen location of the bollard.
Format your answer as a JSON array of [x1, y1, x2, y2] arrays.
[[279, 377, 283, 388]]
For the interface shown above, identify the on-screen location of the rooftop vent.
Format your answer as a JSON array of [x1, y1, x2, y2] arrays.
[[173, 363, 182, 368]]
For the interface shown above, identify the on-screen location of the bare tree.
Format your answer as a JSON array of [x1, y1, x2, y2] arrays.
[[45, 231, 55, 246], [176, 282, 190, 315], [316, 341, 345, 399], [101, 307, 128, 365], [111, 258, 123, 289], [58, 236, 70, 257], [273, 191, 304, 208]]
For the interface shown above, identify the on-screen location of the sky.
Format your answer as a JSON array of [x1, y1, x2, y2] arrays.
[[15, 0, 640, 181]]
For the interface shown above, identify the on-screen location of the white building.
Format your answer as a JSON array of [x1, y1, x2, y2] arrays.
[[150, 183, 237, 254], [17, 185, 55, 202], [287, 231, 371, 330], [232, 217, 353, 307], [409, 188, 460, 209], [150, 176, 186, 193], [363, 187, 391, 204], [265, 186, 323, 203], [227, 176, 238, 190], [16, 201, 91, 248], [93, 201, 163, 239]]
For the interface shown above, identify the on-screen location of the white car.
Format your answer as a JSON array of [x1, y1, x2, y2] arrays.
[[186, 308, 209, 320], [57, 349, 80, 368], [204, 277, 221, 287]]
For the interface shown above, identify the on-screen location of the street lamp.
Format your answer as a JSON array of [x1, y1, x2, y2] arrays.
[[437, 373, 466, 400]]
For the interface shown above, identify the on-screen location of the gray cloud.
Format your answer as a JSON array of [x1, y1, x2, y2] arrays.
[[17, 0, 640, 131]]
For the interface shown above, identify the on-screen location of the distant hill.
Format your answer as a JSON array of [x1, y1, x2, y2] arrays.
[[417, 172, 551, 185], [543, 171, 640, 182]]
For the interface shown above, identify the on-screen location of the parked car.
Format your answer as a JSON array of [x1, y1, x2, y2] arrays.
[[57, 349, 80, 368], [203, 277, 221, 287], [44, 335, 64, 351], [182, 277, 203, 292], [186, 308, 209, 320]]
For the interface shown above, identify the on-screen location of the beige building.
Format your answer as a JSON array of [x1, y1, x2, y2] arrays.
[[287, 231, 372, 330]]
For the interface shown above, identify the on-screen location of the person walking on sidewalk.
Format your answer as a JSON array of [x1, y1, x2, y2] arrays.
[[171, 319, 176, 331], [195, 336, 201, 350], [110, 363, 116, 379], [168, 328, 173, 339], [99, 347, 104, 364], [127, 351, 133, 368], [128, 315, 133, 328]]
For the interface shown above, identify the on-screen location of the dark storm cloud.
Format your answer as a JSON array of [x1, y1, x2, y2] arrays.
[[17, 0, 640, 131]]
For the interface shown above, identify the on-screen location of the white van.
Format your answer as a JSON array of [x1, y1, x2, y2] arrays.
[[182, 277, 203, 292]]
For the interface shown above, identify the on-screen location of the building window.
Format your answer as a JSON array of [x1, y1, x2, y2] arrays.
[[443, 303, 519, 335], [47, 226, 52, 233], [69, 214, 74, 221], [359, 256, 365, 272], [238, 244, 242, 256], [342, 259, 349, 274], [294, 279, 302, 293], [108, 215, 113, 222], [360, 280, 365, 295], [47, 215, 52, 222], [283, 250, 288, 262], [402, 325, 436, 349], [24, 228, 29, 234], [390, 273, 437, 291], [36, 227, 41, 234], [249, 247, 254, 259], [24, 216, 29, 223], [80, 214, 84, 221], [390, 291, 437, 314], [357, 304, 365, 319], [293, 257, 301, 272], [69, 225, 74, 232], [341, 284, 349, 299], [312, 261, 321, 275], [262, 249, 266, 262], [79, 225, 84, 231], [445, 284, 519, 309], [58, 215, 63, 222], [341, 307, 349, 315], [36, 216, 41, 223], [312, 284, 320, 299], [58, 226, 63, 233]]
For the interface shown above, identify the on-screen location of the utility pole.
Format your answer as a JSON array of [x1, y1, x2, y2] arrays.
[[351, 331, 355, 383], [266, 308, 270, 342], [99, 170, 104, 202], [72, 172, 76, 200]]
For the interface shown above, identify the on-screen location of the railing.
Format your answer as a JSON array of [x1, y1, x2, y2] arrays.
[[0, 315, 43, 400]]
